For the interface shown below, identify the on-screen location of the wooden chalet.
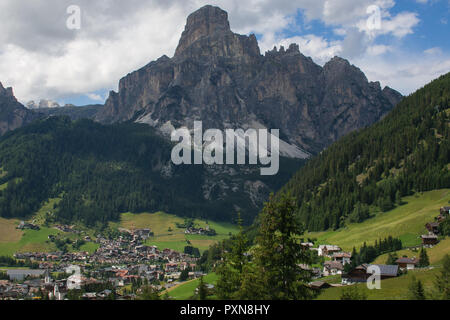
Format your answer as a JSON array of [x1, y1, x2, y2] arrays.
[[421, 234, 438, 246], [342, 264, 398, 284]]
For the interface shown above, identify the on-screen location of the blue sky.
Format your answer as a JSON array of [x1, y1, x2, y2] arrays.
[[296, 0, 448, 52], [386, 1, 449, 53], [0, 0, 449, 106]]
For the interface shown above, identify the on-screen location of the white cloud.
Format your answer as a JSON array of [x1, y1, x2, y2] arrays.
[[0, 1, 187, 101], [86, 93, 104, 102], [0, 0, 445, 102], [424, 47, 443, 55], [379, 12, 420, 38], [367, 44, 392, 56], [264, 35, 342, 64], [354, 51, 450, 95], [355, 11, 420, 38]]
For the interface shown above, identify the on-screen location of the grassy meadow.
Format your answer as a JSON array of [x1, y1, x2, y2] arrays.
[[164, 273, 219, 300], [372, 237, 450, 265], [112, 211, 239, 253], [317, 266, 443, 300], [305, 189, 449, 251]]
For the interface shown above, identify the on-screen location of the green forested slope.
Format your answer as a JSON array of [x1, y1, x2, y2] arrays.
[[282, 73, 450, 231], [0, 117, 303, 226], [0, 117, 201, 225]]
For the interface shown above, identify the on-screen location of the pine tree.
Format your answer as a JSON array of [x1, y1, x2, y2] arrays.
[[179, 268, 190, 282], [340, 285, 367, 300], [419, 247, 430, 267], [216, 213, 249, 299], [395, 190, 404, 205], [237, 262, 268, 300], [241, 193, 315, 300], [408, 276, 426, 300], [138, 286, 160, 300], [197, 276, 208, 300], [434, 254, 450, 299], [386, 252, 398, 265]]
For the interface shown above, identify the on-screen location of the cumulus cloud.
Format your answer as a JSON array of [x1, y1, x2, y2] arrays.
[[366, 44, 392, 56], [86, 93, 105, 102], [354, 51, 450, 94], [0, 1, 190, 102], [425, 47, 443, 55], [0, 0, 447, 101], [263, 35, 342, 64]]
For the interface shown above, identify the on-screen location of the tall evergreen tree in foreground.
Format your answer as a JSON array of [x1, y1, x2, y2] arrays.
[[408, 276, 426, 300], [340, 285, 367, 300], [386, 252, 399, 265], [216, 214, 250, 299], [240, 193, 315, 300], [197, 276, 208, 300], [138, 286, 160, 300], [434, 254, 450, 299], [418, 247, 430, 267]]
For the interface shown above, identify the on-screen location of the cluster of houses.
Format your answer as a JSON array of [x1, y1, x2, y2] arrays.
[[421, 206, 449, 247], [184, 226, 215, 236], [341, 264, 399, 284], [2, 247, 202, 300], [1, 226, 206, 300], [0, 269, 133, 300], [90, 236, 196, 266], [308, 207, 450, 289], [261, 205, 447, 290], [5, 207, 448, 299], [317, 245, 351, 277], [14, 251, 90, 265], [16, 221, 40, 231], [307, 244, 405, 288], [118, 228, 153, 240], [54, 225, 80, 234]]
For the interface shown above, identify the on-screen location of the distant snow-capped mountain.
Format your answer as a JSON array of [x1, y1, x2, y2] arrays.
[[26, 99, 61, 109]]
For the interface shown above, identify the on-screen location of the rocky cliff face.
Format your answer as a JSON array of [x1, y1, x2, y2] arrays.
[[0, 82, 38, 135], [96, 5, 402, 155]]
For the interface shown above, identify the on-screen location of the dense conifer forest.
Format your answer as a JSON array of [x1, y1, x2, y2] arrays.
[[281, 72, 450, 231], [0, 117, 302, 226]]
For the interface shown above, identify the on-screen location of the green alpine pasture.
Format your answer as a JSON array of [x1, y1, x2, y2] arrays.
[[305, 189, 449, 251], [0, 225, 59, 256], [112, 211, 239, 253], [317, 267, 442, 300], [372, 237, 450, 265], [165, 273, 219, 300], [0, 207, 237, 256]]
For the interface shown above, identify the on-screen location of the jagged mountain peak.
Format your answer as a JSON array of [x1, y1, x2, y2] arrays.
[[327, 56, 350, 64], [185, 5, 230, 36], [323, 55, 368, 84], [175, 5, 231, 57], [174, 5, 259, 60], [95, 6, 403, 155], [323, 56, 357, 73], [265, 43, 303, 57], [0, 82, 15, 98], [0, 81, 38, 135]]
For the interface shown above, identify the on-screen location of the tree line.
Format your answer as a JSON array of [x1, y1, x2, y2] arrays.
[[281, 72, 450, 231]]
